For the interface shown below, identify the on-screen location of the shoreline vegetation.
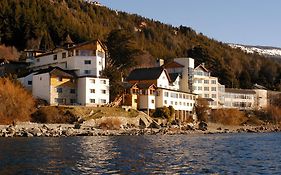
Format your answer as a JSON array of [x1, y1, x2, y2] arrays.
[[0, 78, 280, 138]]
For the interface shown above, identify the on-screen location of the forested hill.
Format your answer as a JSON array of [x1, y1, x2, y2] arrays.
[[0, 0, 280, 90]]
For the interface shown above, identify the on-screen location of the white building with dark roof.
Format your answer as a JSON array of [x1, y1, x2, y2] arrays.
[[21, 40, 110, 106]]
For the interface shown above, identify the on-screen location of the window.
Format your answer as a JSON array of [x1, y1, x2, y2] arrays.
[[57, 77, 62, 81], [70, 99, 76, 104], [175, 102, 178, 105], [39, 77, 42, 80], [164, 92, 169, 97], [151, 99, 155, 104], [55, 98, 64, 103], [90, 89, 95, 93], [90, 79, 95, 83], [198, 87, 202, 90], [57, 88, 62, 93], [99, 61, 102, 65], [204, 80, 209, 84], [211, 80, 216, 84], [70, 89, 76, 94], [62, 52, 66, 59], [204, 94, 209, 98], [211, 87, 216, 91], [80, 50, 92, 56], [212, 94, 217, 98], [198, 80, 202, 83], [101, 90, 106, 94], [100, 99, 107, 104], [84, 60, 91, 64], [164, 100, 167, 104], [204, 87, 209, 91], [28, 81, 32, 85], [84, 70, 91, 74], [134, 99, 137, 103], [53, 55, 57, 60], [100, 80, 106, 84], [90, 99, 95, 103]]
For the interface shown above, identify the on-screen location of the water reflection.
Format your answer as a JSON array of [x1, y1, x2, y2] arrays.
[[0, 133, 281, 174]]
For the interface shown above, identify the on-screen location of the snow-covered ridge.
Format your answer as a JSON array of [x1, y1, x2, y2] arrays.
[[229, 44, 281, 57]]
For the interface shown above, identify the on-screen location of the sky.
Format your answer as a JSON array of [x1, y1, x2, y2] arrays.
[[98, 0, 281, 47]]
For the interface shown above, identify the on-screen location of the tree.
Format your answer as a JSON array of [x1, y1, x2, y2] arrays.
[[195, 97, 210, 122], [106, 29, 142, 71]]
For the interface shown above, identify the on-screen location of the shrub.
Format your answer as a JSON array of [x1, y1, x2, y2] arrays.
[[253, 105, 281, 124], [195, 98, 210, 122], [210, 108, 247, 125], [0, 78, 35, 124], [31, 107, 78, 124], [152, 106, 176, 122], [98, 117, 122, 130]]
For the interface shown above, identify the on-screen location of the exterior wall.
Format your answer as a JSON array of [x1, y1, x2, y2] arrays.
[[168, 76, 180, 90], [224, 91, 256, 110], [155, 88, 195, 112], [49, 75, 76, 105], [157, 71, 170, 89], [32, 73, 51, 103], [18, 73, 36, 91], [174, 58, 194, 92], [77, 77, 109, 106], [123, 94, 138, 110], [138, 95, 155, 110], [193, 75, 219, 109], [254, 89, 267, 109], [28, 41, 106, 77]]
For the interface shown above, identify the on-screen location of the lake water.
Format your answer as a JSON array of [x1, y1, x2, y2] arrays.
[[0, 133, 281, 174]]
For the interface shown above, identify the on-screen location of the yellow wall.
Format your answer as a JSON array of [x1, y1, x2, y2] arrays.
[[50, 76, 75, 88]]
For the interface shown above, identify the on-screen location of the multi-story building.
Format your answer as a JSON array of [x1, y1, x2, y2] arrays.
[[19, 40, 110, 106], [223, 88, 268, 110], [125, 66, 197, 121], [164, 58, 223, 109]]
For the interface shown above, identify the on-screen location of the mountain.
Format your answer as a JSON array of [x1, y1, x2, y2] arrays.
[[0, 0, 280, 90], [229, 44, 281, 60]]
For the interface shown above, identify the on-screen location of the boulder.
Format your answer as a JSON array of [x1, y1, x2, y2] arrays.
[[198, 121, 208, 131]]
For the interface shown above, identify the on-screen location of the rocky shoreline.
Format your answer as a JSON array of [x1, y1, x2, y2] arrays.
[[0, 122, 281, 137]]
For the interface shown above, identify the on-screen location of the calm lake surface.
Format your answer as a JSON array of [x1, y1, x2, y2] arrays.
[[0, 133, 281, 174]]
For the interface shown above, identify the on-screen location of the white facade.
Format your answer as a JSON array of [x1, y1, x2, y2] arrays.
[[156, 71, 170, 89], [139, 95, 156, 110], [224, 88, 256, 110], [77, 77, 110, 106], [32, 73, 51, 103], [173, 58, 194, 92], [155, 88, 196, 112], [18, 72, 37, 91], [254, 89, 267, 109], [29, 49, 105, 77]]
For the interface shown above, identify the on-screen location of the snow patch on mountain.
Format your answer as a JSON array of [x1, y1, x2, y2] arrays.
[[229, 44, 281, 57]]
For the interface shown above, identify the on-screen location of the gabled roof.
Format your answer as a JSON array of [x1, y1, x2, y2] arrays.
[[137, 83, 156, 90], [194, 63, 210, 72], [126, 67, 171, 82], [163, 61, 184, 69], [225, 88, 256, 95], [169, 73, 180, 82], [35, 67, 76, 78], [34, 40, 106, 58]]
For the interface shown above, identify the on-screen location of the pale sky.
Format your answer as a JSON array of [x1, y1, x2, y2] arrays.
[[98, 0, 281, 47]]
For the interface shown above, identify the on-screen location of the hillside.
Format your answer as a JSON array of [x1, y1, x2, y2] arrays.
[[0, 0, 280, 90]]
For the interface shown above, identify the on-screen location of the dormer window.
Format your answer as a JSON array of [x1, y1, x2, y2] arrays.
[[57, 77, 62, 81]]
